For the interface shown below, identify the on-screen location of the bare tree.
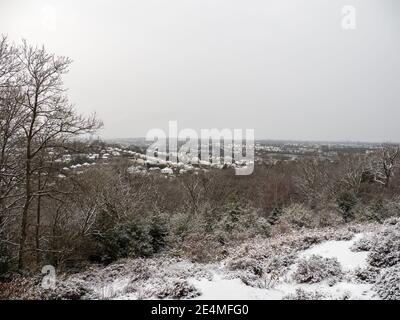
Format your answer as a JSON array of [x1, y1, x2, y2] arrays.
[[373, 145, 400, 188], [295, 159, 332, 208], [0, 36, 20, 88], [16, 40, 102, 269], [0, 37, 24, 252], [339, 154, 369, 194]]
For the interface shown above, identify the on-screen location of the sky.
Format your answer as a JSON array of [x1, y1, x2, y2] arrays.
[[0, 0, 399, 142]]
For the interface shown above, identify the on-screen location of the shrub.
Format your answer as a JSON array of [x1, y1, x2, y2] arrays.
[[353, 205, 377, 222], [207, 204, 264, 242], [336, 191, 357, 222], [382, 198, 400, 218], [279, 204, 314, 229], [293, 255, 343, 284], [156, 280, 200, 299], [283, 288, 330, 300], [227, 257, 273, 288], [384, 216, 400, 226], [333, 228, 355, 241], [267, 207, 281, 225], [227, 257, 263, 276], [369, 200, 391, 222], [40, 279, 93, 300], [148, 214, 169, 253], [0, 275, 40, 299], [354, 201, 391, 223], [353, 266, 380, 284], [368, 223, 400, 268], [315, 208, 343, 228], [373, 265, 400, 300], [255, 217, 272, 237], [351, 235, 374, 252], [216, 204, 249, 233], [92, 221, 154, 264], [168, 211, 191, 240], [181, 232, 222, 263], [265, 252, 296, 274]]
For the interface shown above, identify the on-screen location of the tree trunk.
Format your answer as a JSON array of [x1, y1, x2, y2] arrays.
[[18, 141, 32, 270], [36, 173, 42, 266]]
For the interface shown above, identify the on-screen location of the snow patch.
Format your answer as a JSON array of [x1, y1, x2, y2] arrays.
[[298, 233, 369, 270]]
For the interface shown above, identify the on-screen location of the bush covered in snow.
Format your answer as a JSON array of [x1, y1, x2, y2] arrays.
[[383, 216, 400, 226], [180, 232, 224, 263], [351, 234, 374, 252], [373, 265, 400, 300], [40, 279, 93, 300], [0, 275, 41, 299], [255, 217, 273, 237], [353, 202, 388, 223], [175, 204, 275, 262], [353, 266, 380, 284], [333, 228, 356, 241], [155, 279, 200, 299], [368, 222, 400, 268], [293, 255, 343, 284], [226, 257, 267, 288], [211, 204, 268, 240], [353, 200, 400, 223], [278, 204, 315, 229], [382, 198, 400, 217], [227, 257, 263, 276], [265, 252, 297, 274], [314, 208, 343, 228], [283, 288, 331, 300]]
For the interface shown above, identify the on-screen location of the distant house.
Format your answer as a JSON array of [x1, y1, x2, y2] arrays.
[[161, 167, 173, 175], [62, 154, 72, 163]]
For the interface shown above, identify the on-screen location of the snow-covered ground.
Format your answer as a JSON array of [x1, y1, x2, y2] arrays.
[[188, 233, 376, 300], [9, 220, 400, 300], [297, 233, 369, 270]]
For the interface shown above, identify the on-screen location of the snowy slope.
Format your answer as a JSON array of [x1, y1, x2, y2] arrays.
[[20, 222, 398, 300], [188, 233, 377, 300]]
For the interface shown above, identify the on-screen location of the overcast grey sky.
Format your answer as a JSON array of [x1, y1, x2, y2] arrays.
[[1, 0, 399, 142]]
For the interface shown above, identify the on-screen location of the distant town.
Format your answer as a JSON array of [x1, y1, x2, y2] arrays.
[[53, 138, 388, 177]]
